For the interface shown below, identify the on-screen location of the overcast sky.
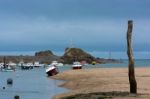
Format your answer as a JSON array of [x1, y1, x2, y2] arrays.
[[0, 0, 150, 52]]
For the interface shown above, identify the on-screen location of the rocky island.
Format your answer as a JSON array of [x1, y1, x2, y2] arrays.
[[60, 48, 96, 64], [0, 48, 118, 64]]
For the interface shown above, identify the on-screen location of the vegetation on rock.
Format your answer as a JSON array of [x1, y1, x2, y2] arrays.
[[61, 48, 96, 64], [35, 50, 54, 57]]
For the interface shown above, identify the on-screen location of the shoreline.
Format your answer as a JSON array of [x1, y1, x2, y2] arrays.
[[52, 67, 150, 99]]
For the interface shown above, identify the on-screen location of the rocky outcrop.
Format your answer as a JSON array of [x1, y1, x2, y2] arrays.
[[34, 50, 60, 64], [60, 48, 96, 64], [35, 50, 54, 57], [0, 50, 60, 64], [0, 49, 119, 65]]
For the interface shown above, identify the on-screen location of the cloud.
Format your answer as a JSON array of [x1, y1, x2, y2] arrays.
[[0, 0, 150, 20], [0, 0, 150, 51]]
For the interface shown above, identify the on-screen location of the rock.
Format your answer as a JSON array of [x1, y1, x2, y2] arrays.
[[0, 50, 60, 65], [61, 48, 96, 64], [35, 50, 60, 64], [35, 50, 54, 57], [0, 49, 118, 65]]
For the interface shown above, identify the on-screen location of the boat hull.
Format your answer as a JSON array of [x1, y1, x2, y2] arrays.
[[46, 66, 59, 76], [72, 66, 82, 69], [72, 62, 83, 70], [1, 69, 15, 72], [21, 66, 33, 70], [46, 68, 58, 76]]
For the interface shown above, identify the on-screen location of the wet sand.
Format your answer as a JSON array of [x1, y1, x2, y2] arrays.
[[52, 67, 150, 99]]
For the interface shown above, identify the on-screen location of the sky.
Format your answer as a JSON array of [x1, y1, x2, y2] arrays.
[[0, 0, 150, 53]]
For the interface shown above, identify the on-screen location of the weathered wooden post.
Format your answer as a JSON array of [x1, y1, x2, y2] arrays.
[[127, 20, 137, 94], [14, 95, 19, 99]]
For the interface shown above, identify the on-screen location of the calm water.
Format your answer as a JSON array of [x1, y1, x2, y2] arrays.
[[0, 68, 67, 99], [98, 59, 150, 68], [58, 59, 150, 71], [0, 59, 150, 99]]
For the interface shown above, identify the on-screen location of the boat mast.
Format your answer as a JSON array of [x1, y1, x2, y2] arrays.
[[109, 51, 112, 59], [3, 56, 6, 68], [70, 38, 74, 48]]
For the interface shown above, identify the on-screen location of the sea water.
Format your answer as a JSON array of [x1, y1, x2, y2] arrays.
[[0, 59, 150, 99], [0, 68, 67, 99], [58, 59, 150, 71], [97, 59, 150, 68]]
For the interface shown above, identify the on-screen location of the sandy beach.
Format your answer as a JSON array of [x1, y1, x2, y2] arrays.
[[52, 67, 150, 99]]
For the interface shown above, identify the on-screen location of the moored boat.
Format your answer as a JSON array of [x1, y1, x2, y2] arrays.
[[0, 63, 4, 69], [72, 62, 82, 69], [0, 64, 15, 72], [0, 57, 15, 72], [33, 61, 45, 68], [21, 63, 34, 70], [51, 61, 63, 67], [1, 68, 15, 72], [19, 63, 33, 70]]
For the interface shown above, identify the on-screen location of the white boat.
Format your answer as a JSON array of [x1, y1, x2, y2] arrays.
[[18, 61, 23, 67], [22, 63, 34, 70], [34, 61, 44, 67], [1, 65, 15, 72], [72, 62, 82, 69], [8, 62, 16, 66], [51, 61, 63, 67], [57, 63, 63, 67], [8, 62, 16, 69], [0, 63, 4, 69], [18, 62, 34, 70], [1, 68, 15, 72], [46, 65, 59, 76], [0, 57, 15, 72]]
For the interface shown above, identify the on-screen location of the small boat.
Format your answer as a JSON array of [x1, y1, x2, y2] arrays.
[[21, 63, 34, 70], [91, 61, 96, 65], [46, 65, 59, 76], [1, 64, 15, 72], [19, 63, 33, 70], [0, 63, 4, 68], [34, 61, 45, 68], [18, 60, 34, 70], [1, 68, 15, 72], [72, 62, 82, 69], [21, 65, 33, 70], [51, 61, 63, 67], [0, 57, 15, 72], [8, 62, 16, 67], [8, 61, 16, 69]]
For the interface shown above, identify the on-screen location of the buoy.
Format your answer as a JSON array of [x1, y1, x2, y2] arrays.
[[7, 78, 13, 85], [3, 87, 5, 89]]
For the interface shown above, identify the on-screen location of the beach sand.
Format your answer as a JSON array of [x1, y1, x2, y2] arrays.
[[52, 67, 150, 99]]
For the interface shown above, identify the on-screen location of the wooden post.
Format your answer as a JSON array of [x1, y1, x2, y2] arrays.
[[14, 95, 19, 99], [127, 20, 137, 94]]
